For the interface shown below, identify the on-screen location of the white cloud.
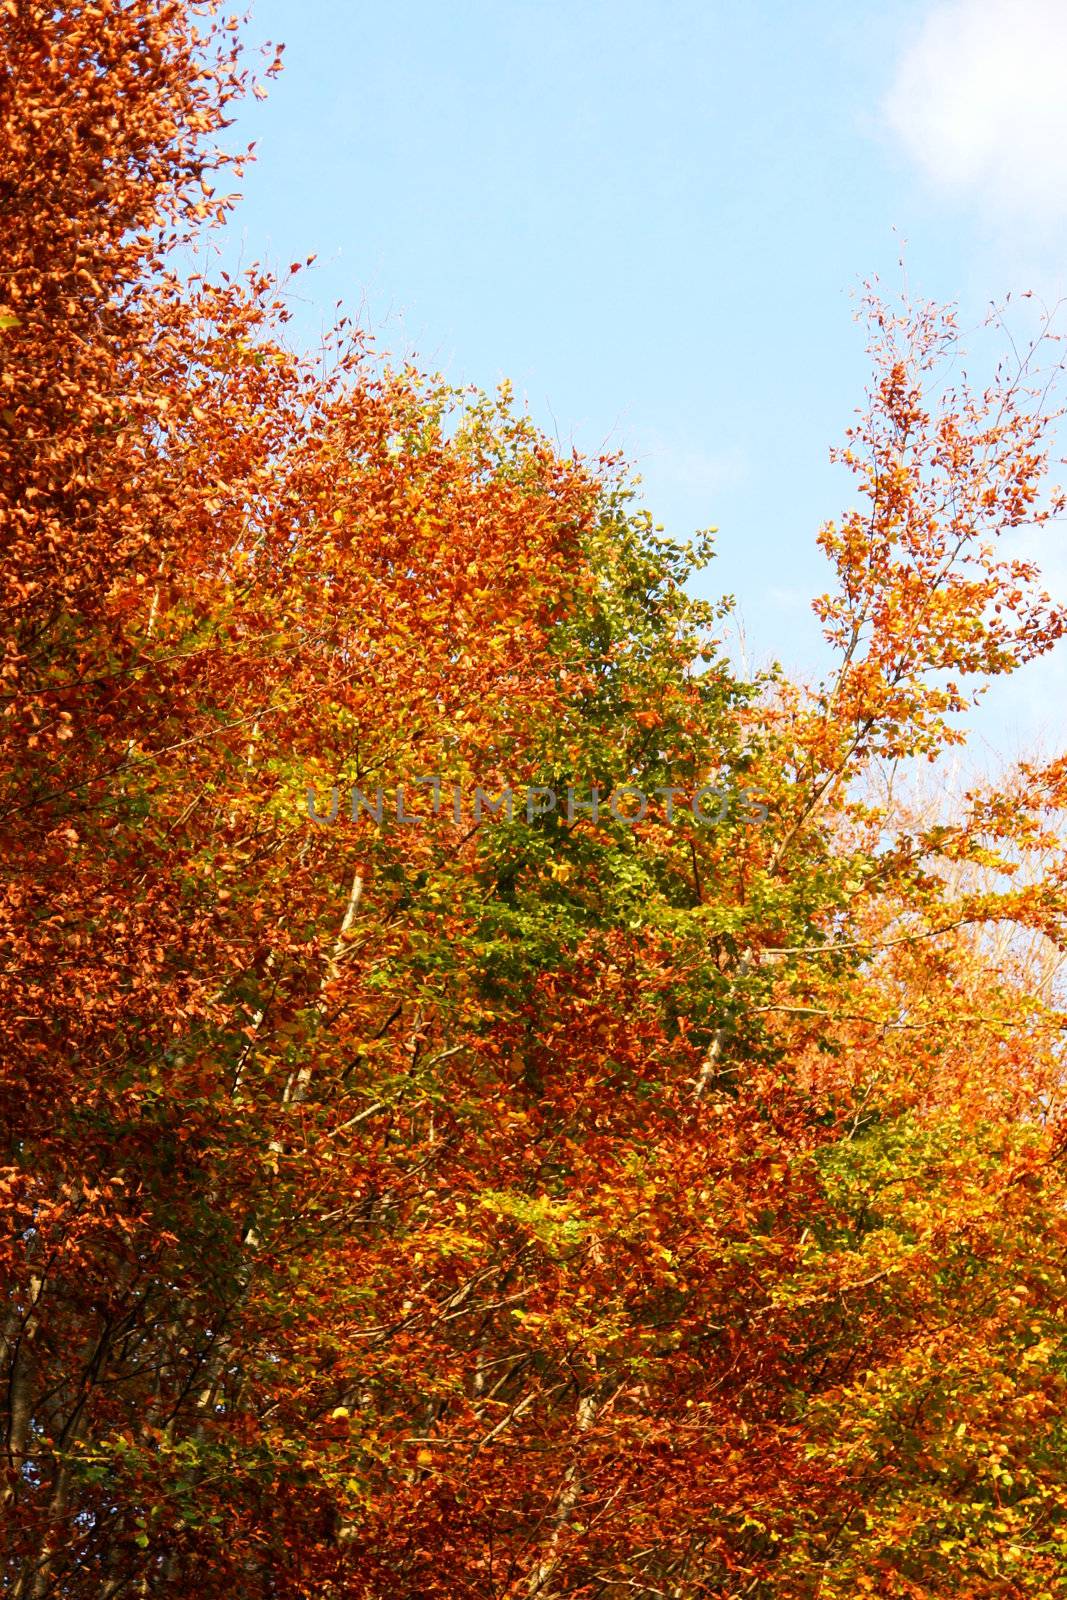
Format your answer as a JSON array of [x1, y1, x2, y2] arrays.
[[633, 436, 749, 499], [885, 0, 1067, 228]]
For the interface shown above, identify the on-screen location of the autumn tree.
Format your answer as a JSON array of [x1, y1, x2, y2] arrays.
[[4, 5, 1067, 1599]]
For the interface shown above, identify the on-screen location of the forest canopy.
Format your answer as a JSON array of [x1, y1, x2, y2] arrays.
[[3, 4, 1067, 1597]]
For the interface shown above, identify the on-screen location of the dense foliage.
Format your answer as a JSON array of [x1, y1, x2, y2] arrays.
[[3, 5, 1067, 1596]]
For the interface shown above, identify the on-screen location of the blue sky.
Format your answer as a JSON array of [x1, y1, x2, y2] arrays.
[[220, 0, 1067, 761]]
